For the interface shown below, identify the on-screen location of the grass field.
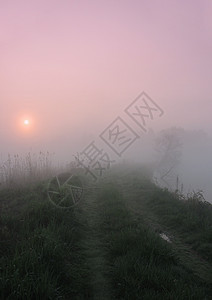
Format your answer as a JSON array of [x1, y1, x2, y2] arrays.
[[0, 165, 211, 299]]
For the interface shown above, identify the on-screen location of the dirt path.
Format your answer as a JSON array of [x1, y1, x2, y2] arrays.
[[80, 190, 113, 300], [75, 175, 211, 298]]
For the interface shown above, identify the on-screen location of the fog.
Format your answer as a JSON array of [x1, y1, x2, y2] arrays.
[[1, 1, 211, 202]]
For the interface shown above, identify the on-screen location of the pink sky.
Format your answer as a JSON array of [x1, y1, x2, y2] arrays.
[[0, 0, 212, 159]]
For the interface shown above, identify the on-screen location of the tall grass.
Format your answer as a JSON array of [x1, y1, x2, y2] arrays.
[[1, 165, 211, 299], [0, 184, 91, 299], [96, 185, 211, 299], [0, 152, 60, 188], [143, 187, 212, 262]]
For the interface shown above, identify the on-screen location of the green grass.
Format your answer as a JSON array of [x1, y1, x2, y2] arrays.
[[0, 183, 91, 299], [144, 188, 212, 262], [0, 166, 211, 299], [96, 184, 211, 299]]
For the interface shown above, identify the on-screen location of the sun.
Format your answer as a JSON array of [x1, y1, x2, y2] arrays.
[[18, 116, 35, 134], [24, 119, 29, 125]]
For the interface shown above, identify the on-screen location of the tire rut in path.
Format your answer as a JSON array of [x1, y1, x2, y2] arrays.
[[80, 193, 113, 300]]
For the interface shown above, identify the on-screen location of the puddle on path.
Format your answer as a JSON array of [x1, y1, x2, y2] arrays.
[[159, 233, 171, 243]]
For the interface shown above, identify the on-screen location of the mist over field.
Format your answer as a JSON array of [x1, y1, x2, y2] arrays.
[[0, 0, 211, 204], [1, 0, 212, 202], [1, 2, 212, 298]]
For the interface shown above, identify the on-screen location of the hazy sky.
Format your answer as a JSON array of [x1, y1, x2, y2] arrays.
[[1, 0, 212, 161]]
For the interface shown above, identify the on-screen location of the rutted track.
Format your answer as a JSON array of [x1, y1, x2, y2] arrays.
[[77, 175, 212, 299], [78, 188, 113, 300], [1, 170, 211, 299]]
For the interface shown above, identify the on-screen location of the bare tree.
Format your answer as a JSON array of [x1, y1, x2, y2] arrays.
[[154, 127, 183, 190]]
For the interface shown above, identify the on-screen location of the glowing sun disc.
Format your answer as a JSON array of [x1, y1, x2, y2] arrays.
[[24, 119, 29, 125]]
